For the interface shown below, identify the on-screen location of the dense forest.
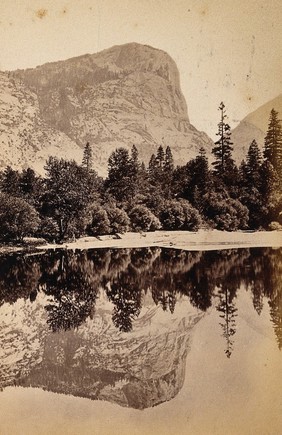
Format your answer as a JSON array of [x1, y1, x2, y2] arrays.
[[0, 103, 281, 243]]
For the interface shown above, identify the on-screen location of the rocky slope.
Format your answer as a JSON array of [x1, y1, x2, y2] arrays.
[[232, 94, 282, 161], [0, 292, 204, 409], [0, 71, 83, 174], [10, 43, 213, 174]]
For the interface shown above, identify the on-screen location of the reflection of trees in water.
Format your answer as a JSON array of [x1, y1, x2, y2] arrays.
[[0, 247, 281, 352], [242, 248, 282, 350], [0, 253, 41, 306], [42, 251, 99, 332], [106, 266, 142, 332], [216, 285, 238, 358]]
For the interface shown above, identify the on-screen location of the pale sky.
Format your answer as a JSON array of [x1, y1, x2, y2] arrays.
[[0, 0, 281, 138]]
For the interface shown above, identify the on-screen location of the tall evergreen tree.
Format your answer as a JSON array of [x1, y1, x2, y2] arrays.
[[129, 145, 140, 180], [155, 145, 165, 168], [244, 140, 262, 187], [106, 148, 134, 203], [0, 166, 20, 197], [212, 102, 235, 179], [264, 109, 282, 175], [164, 146, 174, 173], [163, 146, 174, 198], [82, 142, 93, 172]]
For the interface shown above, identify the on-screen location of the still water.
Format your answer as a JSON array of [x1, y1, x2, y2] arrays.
[[0, 247, 281, 434]]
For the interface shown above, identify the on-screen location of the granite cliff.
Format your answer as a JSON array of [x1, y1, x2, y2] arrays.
[[8, 43, 213, 174]]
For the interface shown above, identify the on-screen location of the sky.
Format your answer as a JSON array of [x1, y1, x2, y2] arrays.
[[0, 0, 281, 138]]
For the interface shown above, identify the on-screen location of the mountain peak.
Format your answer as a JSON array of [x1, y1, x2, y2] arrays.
[[232, 94, 282, 161], [1, 43, 213, 174]]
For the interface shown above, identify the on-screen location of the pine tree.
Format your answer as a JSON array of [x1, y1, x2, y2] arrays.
[[148, 153, 159, 186], [163, 146, 174, 198], [264, 109, 282, 175], [82, 142, 93, 172], [106, 148, 133, 203], [244, 140, 262, 187], [0, 166, 20, 196], [155, 145, 165, 168], [164, 146, 174, 173], [129, 144, 140, 179], [212, 102, 235, 179]]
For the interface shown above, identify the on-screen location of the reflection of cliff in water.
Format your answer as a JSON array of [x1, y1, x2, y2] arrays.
[[0, 247, 281, 409], [14, 301, 203, 409]]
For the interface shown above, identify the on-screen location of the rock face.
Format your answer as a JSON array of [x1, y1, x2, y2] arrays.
[[232, 94, 282, 162], [0, 71, 83, 173], [8, 43, 213, 174], [0, 293, 203, 409]]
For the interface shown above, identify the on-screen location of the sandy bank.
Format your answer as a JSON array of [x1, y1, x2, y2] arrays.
[[35, 230, 282, 252]]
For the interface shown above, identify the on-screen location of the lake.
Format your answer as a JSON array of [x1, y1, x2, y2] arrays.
[[0, 247, 281, 434]]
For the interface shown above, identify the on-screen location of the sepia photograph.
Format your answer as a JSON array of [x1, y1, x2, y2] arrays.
[[0, 1, 281, 434]]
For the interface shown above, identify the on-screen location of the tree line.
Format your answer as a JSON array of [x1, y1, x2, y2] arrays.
[[0, 104, 281, 243]]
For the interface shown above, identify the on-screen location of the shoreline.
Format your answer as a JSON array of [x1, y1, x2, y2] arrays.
[[0, 230, 281, 255], [36, 230, 282, 252]]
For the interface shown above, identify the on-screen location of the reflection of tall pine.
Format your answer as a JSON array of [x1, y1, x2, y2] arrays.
[[212, 102, 236, 184], [216, 285, 238, 358]]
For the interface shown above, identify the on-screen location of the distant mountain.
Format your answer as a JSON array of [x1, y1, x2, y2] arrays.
[[8, 43, 213, 174], [232, 94, 282, 162]]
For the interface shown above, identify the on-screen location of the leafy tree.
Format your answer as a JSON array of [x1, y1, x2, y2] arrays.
[[37, 216, 60, 242], [264, 109, 282, 175], [0, 193, 40, 241], [105, 148, 135, 203], [42, 157, 99, 240], [82, 141, 93, 172]]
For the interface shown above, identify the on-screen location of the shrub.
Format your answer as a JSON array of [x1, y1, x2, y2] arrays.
[[0, 193, 40, 241], [178, 200, 202, 231], [129, 205, 161, 232], [87, 206, 111, 236], [202, 192, 249, 231], [105, 206, 130, 234], [159, 200, 202, 231], [268, 221, 282, 231], [159, 200, 185, 230]]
